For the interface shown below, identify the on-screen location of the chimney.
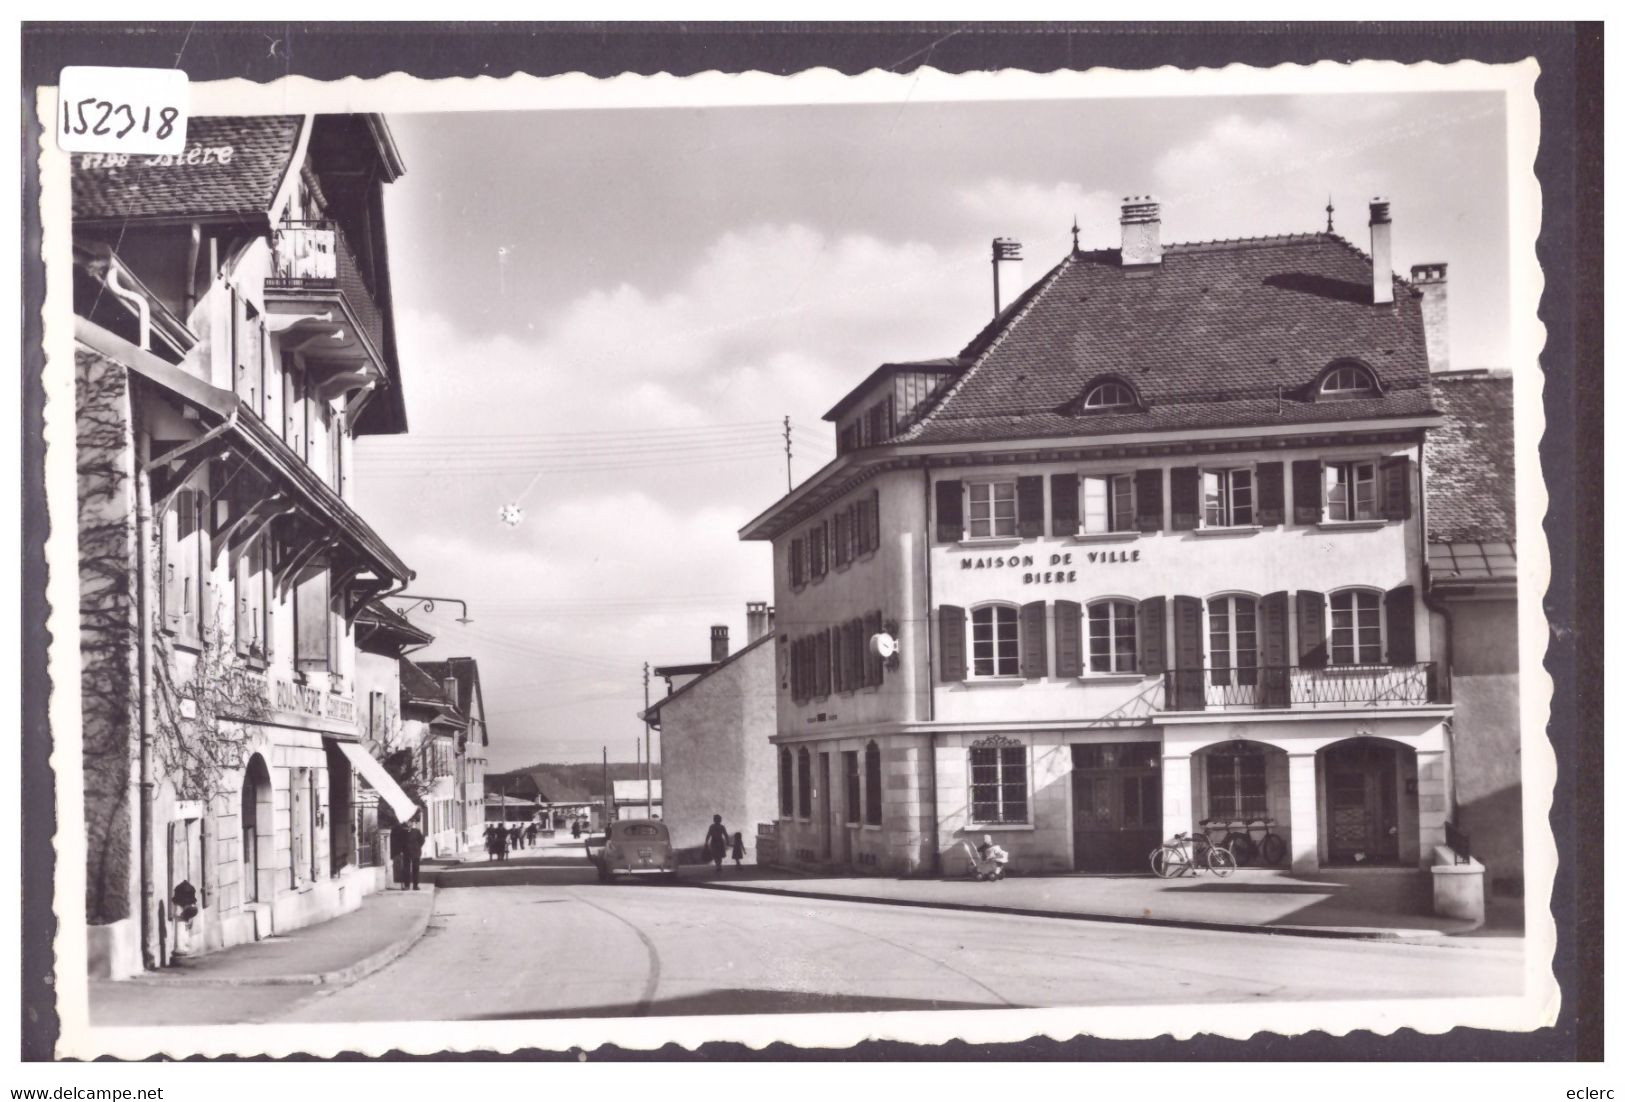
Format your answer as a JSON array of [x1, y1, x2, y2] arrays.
[[746, 601, 773, 644], [1410, 263, 1450, 372], [710, 624, 729, 662], [1119, 196, 1163, 266], [1369, 197, 1393, 305], [991, 238, 1024, 316]]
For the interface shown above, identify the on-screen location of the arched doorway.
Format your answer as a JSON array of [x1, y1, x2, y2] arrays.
[[1320, 737, 1418, 866], [241, 755, 273, 904], [1189, 739, 1292, 866]]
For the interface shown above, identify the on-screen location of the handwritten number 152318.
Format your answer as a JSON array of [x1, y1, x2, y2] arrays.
[[63, 98, 180, 141]]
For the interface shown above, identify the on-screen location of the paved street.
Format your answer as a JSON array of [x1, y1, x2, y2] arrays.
[[91, 860, 1523, 1026]]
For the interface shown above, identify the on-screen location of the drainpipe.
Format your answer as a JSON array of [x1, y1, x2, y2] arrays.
[[104, 262, 151, 353], [921, 462, 940, 874], [1416, 436, 1458, 819], [183, 223, 202, 320], [135, 420, 157, 970]]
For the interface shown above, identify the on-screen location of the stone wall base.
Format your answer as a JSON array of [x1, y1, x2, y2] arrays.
[[86, 918, 141, 980]]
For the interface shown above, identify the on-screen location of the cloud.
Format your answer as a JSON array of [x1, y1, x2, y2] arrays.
[[954, 179, 1120, 255], [358, 222, 997, 767]]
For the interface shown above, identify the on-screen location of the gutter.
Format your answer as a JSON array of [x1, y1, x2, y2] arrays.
[[135, 423, 157, 970]]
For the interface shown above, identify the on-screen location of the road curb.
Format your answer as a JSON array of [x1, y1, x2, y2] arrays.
[[691, 880, 1456, 941], [122, 887, 438, 988]]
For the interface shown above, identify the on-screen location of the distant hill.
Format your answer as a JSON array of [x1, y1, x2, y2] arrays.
[[487, 762, 661, 804]]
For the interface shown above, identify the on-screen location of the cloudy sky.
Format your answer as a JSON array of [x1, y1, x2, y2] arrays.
[[352, 89, 1511, 771]]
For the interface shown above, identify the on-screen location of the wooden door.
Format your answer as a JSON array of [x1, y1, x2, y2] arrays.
[[1325, 742, 1401, 864], [1071, 743, 1162, 872], [818, 753, 833, 860]]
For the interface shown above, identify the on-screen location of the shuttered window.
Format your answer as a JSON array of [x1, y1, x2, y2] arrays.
[[1384, 585, 1417, 664], [864, 609, 884, 686], [1135, 469, 1164, 531], [1325, 461, 1378, 521], [1292, 460, 1323, 524], [843, 751, 861, 825], [1256, 462, 1285, 526], [1202, 468, 1255, 527], [789, 537, 805, 587], [1020, 601, 1048, 678], [1137, 596, 1167, 676], [864, 741, 884, 825], [1081, 473, 1136, 533], [1016, 476, 1046, 537], [935, 479, 964, 542], [1207, 596, 1259, 686], [234, 535, 269, 663], [833, 510, 851, 567], [1051, 473, 1079, 536], [1296, 590, 1328, 667], [1087, 600, 1138, 673], [1054, 599, 1082, 678], [295, 567, 331, 671], [939, 605, 967, 681], [1380, 457, 1413, 520], [167, 489, 208, 643], [971, 605, 1020, 677], [967, 481, 1017, 538], [1169, 467, 1201, 530], [1329, 589, 1382, 665]]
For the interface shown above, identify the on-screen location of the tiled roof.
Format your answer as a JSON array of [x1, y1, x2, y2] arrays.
[[400, 658, 457, 710], [72, 115, 302, 223], [903, 234, 1436, 445], [1425, 370, 1516, 543], [355, 601, 433, 648], [418, 657, 487, 744]]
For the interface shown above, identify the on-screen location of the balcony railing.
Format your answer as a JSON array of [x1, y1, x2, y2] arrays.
[[1162, 662, 1443, 712], [267, 220, 387, 359]]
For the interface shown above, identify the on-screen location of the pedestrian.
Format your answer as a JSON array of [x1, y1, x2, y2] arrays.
[[390, 821, 410, 888], [171, 879, 198, 956], [731, 831, 746, 868], [496, 824, 509, 862], [509, 824, 522, 852], [704, 814, 729, 874], [484, 824, 499, 862], [571, 820, 581, 840], [403, 819, 425, 890]]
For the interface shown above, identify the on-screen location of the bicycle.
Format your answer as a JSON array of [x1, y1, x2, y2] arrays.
[[1203, 817, 1287, 867], [1150, 832, 1236, 878]]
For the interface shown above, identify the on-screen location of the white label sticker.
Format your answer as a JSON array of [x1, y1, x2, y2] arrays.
[[57, 66, 188, 155]]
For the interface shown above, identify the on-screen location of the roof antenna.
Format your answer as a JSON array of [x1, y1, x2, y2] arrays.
[[1071, 214, 1081, 253], [1325, 196, 1335, 234]]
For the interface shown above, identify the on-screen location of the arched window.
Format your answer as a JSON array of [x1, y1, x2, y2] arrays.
[[1086, 599, 1138, 674], [1081, 379, 1137, 410], [971, 604, 1020, 677], [864, 741, 884, 826], [1207, 595, 1259, 687], [796, 747, 812, 818], [778, 747, 794, 818], [1318, 362, 1378, 398], [1329, 588, 1383, 665]]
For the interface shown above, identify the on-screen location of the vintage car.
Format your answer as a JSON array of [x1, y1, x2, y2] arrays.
[[590, 818, 678, 882]]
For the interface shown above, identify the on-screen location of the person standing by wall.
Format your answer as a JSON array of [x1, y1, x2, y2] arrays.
[[704, 814, 729, 874], [403, 818, 425, 890]]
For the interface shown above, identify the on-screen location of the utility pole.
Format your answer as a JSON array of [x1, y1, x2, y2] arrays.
[[783, 415, 793, 492], [602, 746, 610, 828], [643, 661, 653, 818]]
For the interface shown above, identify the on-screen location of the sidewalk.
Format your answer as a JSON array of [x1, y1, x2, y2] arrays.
[[118, 885, 436, 987], [691, 865, 1525, 942]]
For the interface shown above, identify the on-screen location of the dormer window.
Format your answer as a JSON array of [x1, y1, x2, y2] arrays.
[[1317, 362, 1379, 399], [1082, 380, 1136, 410]]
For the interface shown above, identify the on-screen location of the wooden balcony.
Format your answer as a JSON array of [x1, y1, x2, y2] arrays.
[[265, 220, 387, 370]]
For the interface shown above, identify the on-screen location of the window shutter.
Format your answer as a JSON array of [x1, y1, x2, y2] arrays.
[[935, 479, 963, 542], [1137, 596, 1166, 676], [865, 609, 883, 686], [938, 605, 966, 682], [295, 569, 330, 671], [831, 628, 843, 693], [1053, 599, 1082, 678], [262, 538, 276, 661], [234, 547, 251, 655], [161, 498, 182, 632], [816, 628, 830, 696], [1016, 476, 1045, 537], [1380, 457, 1412, 520], [790, 537, 804, 587], [1169, 467, 1200, 530], [1296, 590, 1327, 668], [1292, 460, 1323, 525], [1385, 585, 1417, 664], [1020, 601, 1048, 678], [1256, 462, 1285, 526], [1135, 468, 1164, 532], [1259, 591, 1290, 706], [1170, 595, 1203, 709], [867, 490, 880, 554], [1050, 473, 1079, 536]]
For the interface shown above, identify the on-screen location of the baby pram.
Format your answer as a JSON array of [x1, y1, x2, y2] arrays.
[[961, 835, 1010, 881]]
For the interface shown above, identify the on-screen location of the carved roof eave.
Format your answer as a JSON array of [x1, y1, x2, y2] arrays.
[[737, 416, 1439, 542]]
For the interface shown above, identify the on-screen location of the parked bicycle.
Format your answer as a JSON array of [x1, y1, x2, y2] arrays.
[[1150, 831, 1236, 878], [1199, 817, 1287, 867]]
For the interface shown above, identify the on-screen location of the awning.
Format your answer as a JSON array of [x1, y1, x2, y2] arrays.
[[335, 741, 418, 823]]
